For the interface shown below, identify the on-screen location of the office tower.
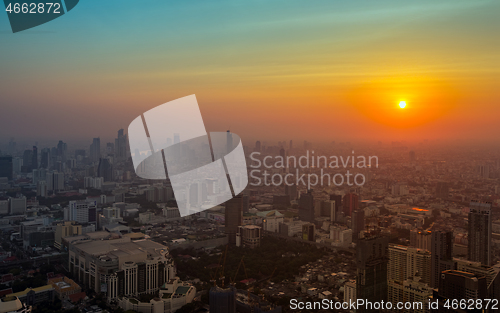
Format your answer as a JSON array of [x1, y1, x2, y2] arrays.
[[330, 225, 352, 247], [236, 225, 261, 248], [435, 182, 449, 199], [9, 195, 27, 215], [468, 201, 492, 266], [284, 183, 298, 200], [302, 223, 315, 242], [22, 149, 32, 172], [12, 157, 22, 174], [439, 270, 487, 300], [352, 209, 365, 242], [330, 194, 343, 220], [298, 190, 315, 223], [97, 158, 113, 182], [431, 230, 455, 288], [409, 150, 416, 164], [388, 245, 431, 286], [225, 195, 243, 245], [209, 286, 236, 313], [66, 200, 97, 224], [90, 137, 101, 162], [31, 146, 38, 169], [242, 194, 249, 213], [356, 235, 389, 312], [45, 171, 64, 192], [255, 140, 261, 152], [173, 133, 180, 144], [0, 156, 13, 180], [320, 200, 336, 220], [37, 181, 48, 197], [114, 128, 128, 161], [343, 193, 358, 217], [410, 229, 432, 251], [32, 168, 46, 184], [57, 140, 67, 161], [106, 142, 114, 156], [289, 140, 293, 150], [40, 148, 50, 169]]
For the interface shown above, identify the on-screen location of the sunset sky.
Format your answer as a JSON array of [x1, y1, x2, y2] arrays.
[[1, 0, 499, 144]]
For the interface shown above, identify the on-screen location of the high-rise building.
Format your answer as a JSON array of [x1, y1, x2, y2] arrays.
[[57, 140, 67, 161], [330, 194, 343, 221], [209, 286, 236, 313], [46, 171, 64, 192], [351, 210, 365, 242], [22, 149, 32, 172], [65, 200, 97, 224], [343, 193, 358, 217], [90, 137, 101, 162], [388, 245, 431, 287], [320, 200, 336, 221], [289, 140, 293, 150], [225, 195, 243, 245], [40, 148, 50, 169], [302, 223, 315, 242], [97, 158, 113, 182], [438, 270, 487, 300], [31, 146, 38, 170], [0, 156, 13, 180], [356, 235, 389, 313], [236, 225, 261, 248], [114, 129, 128, 161], [468, 201, 492, 266], [284, 183, 298, 200], [431, 230, 455, 288], [9, 195, 27, 215], [410, 229, 432, 251], [299, 190, 315, 223], [37, 181, 48, 197]]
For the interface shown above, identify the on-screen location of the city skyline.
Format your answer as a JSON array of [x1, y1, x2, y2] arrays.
[[1, 0, 500, 143]]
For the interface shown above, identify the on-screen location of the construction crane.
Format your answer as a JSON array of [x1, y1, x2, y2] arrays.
[[210, 245, 228, 287]]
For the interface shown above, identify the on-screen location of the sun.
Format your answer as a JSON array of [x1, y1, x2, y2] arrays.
[[399, 101, 407, 109]]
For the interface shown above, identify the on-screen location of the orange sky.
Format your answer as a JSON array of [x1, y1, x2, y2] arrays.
[[1, 0, 499, 144]]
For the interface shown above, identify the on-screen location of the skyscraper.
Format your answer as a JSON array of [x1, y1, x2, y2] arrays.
[[298, 190, 314, 223], [40, 148, 50, 169], [351, 209, 365, 242], [356, 235, 389, 312], [225, 195, 242, 245], [330, 194, 343, 221], [0, 156, 13, 180], [468, 201, 492, 266], [430, 230, 455, 288], [31, 146, 38, 170], [22, 149, 32, 172], [343, 193, 359, 217], [114, 128, 128, 161], [90, 138, 101, 162], [438, 270, 487, 301], [97, 158, 113, 182], [209, 286, 236, 313]]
